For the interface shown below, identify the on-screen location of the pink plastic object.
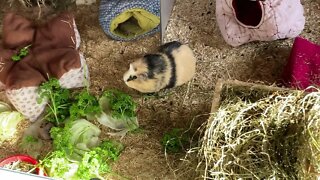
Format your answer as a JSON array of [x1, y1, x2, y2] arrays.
[[282, 37, 320, 90]]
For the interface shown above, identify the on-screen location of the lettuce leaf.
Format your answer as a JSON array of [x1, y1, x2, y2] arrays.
[[0, 111, 24, 143], [68, 119, 101, 160], [96, 90, 139, 137], [41, 150, 79, 179], [50, 119, 101, 161], [42, 141, 123, 180], [76, 140, 123, 179]]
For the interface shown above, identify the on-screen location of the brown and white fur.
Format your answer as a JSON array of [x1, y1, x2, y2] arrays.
[[123, 41, 196, 93]]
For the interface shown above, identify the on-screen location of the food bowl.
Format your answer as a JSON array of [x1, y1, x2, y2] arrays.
[[0, 155, 46, 176]]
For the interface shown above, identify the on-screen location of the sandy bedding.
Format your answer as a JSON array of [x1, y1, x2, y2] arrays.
[[0, 0, 319, 179]]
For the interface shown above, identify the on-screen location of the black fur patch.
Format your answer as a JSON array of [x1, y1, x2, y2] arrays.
[[143, 54, 167, 79], [164, 53, 177, 89], [159, 41, 182, 55], [159, 42, 179, 89]]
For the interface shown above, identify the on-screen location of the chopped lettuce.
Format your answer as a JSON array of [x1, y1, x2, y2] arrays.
[[76, 141, 123, 179], [41, 150, 78, 179], [0, 111, 24, 143], [42, 141, 123, 180]]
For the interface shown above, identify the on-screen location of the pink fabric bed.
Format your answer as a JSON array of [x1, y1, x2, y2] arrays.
[[216, 0, 305, 47]]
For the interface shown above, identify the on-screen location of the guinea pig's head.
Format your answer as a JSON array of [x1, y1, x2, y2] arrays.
[[123, 58, 149, 88], [123, 54, 167, 92]]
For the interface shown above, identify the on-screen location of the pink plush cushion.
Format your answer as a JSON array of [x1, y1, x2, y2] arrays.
[[282, 37, 320, 90], [216, 0, 305, 47]]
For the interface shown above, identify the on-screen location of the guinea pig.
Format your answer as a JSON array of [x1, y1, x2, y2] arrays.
[[123, 41, 196, 93]]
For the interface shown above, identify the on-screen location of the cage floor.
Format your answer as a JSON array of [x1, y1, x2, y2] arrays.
[[0, 0, 319, 179]]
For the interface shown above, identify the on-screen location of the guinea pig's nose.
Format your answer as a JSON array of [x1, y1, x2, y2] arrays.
[[127, 75, 137, 82]]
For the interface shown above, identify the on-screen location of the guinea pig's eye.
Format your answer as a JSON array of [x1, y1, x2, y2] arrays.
[[127, 75, 137, 81]]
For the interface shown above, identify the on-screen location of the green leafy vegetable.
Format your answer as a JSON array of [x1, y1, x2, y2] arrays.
[[35, 81, 128, 179], [50, 119, 101, 161], [42, 140, 123, 180], [96, 90, 139, 137], [11, 55, 21, 61], [0, 111, 24, 143], [68, 119, 101, 160], [24, 135, 38, 143], [161, 128, 189, 153], [11, 45, 31, 62], [38, 78, 71, 125], [19, 46, 30, 57], [76, 141, 123, 179], [70, 91, 101, 120], [38, 78, 101, 125], [41, 150, 77, 179], [77, 149, 110, 180], [50, 122, 74, 156], [101, 89, 137, 119]]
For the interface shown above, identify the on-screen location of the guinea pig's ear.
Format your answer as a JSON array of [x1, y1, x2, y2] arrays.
[[129, 63, 134, 70], [129, 63, 138, 72]]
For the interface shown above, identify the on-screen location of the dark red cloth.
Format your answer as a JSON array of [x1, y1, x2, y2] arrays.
[[0, 12, 80, 90], [232, 0, 263, 27], [282, 37, 320, 90]]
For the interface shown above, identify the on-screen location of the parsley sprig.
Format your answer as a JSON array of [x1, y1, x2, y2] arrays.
[[102, 89, 137, 119], [70, 91, 101, 120], [11, 44, 31, 61], [38, 78, 71, 125], [38, 78, 101, 125]]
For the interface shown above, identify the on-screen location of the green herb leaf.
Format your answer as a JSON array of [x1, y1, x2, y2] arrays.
[[161, 128, 189, 153], [101, 89, 137, 119], [38, 78, 71, 125], [76, 140, 123, 179], [19, 44, 31, 57], [50, 122, 74, 155], [41, 150, 74, 178], [24, 135, 38, 143], [70, 91, 101, 120], [11, 45, 31, 62], [11, 55, 21, 61], [42, 140, 123, 179]]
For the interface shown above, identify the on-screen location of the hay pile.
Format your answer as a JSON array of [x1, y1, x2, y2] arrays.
[[200, 80, 320, 179]]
